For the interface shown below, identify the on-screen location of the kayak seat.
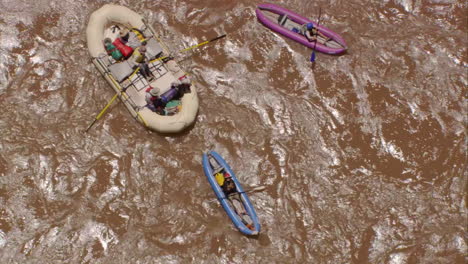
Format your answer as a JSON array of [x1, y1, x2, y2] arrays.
[[208, 155, 224, 175], [277, 14, 288, 26], [108, 60, 134, 83], [212, 166, 224, 175]]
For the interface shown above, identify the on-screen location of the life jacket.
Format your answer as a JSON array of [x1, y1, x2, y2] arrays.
[[112, 38, 133, 58], [132, 47, 145, 63], [215, 172, 225, 186], [300, 24, 309, 35]]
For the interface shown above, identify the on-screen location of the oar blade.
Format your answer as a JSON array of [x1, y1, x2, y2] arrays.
[[310, 51, 316, 62], [250, 186, 267, 192], [210, 34, 227, 42]]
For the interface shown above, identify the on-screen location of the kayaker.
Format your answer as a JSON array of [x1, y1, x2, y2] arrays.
[[130, 43, 154, 81], [222, 174, 255, 230], [222, 174, 237, 195], [145, 86, 165, 114], [103, 38, 123, 61], [300, 22, 330, 43]]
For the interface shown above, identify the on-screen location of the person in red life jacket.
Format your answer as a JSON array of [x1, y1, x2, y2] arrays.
[[145, 86, 165, 114]]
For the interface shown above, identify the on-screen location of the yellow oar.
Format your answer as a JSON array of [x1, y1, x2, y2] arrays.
[[85, 34, 227, 132], [85, 93, 119, 133], [181, 34, 227, 52], [150, 34, 227, 63]]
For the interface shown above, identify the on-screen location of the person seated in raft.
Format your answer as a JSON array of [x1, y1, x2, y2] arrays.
[[145, 79, 190, 115], [170, 77, 192, 99], [103, 38, 123, 61], [220, 173, 255, 230], [130, 43, 154, 81], [298, 23, 330, 43], [160, 78, 191, 115], [163, 82, 185, 116], [119, 28, 142, 49], [145, 86, 165, 115], [178, 77, 192, 94]]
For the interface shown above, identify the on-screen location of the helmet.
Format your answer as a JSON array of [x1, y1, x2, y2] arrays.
[[139, 46, 147, 53], [306, 23, 314, 30], [149, 87, 160, 96], [224, 172, 231, 178]]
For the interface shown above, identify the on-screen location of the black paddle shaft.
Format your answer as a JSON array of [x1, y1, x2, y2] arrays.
[[313, 7, 322, 50]]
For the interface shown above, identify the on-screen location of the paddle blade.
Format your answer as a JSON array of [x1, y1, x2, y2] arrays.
[[310, 51, 316, 62], [211, 34, 227, 42], [249, 186, 267, 192]]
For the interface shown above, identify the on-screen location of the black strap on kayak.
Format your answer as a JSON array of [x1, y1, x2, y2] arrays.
[[277, 14, 288, 26]]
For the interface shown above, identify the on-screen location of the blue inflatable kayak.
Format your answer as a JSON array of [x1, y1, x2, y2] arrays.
[[202, 151, 261, 235]]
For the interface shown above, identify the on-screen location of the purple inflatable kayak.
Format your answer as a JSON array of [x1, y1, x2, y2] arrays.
[[256, 3, 347, 55]]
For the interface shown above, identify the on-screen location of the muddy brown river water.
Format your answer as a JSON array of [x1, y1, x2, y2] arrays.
[[0, 0, 466, 263]]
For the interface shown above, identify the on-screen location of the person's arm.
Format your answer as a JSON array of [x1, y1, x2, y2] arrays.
[[318, 31, 331, 42], [305, 31, 316, 42], [145, 93, 153, 105], [155, 107, 165, 115]]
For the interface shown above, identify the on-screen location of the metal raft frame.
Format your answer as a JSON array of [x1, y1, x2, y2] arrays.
[[91, 19, 171, 128]]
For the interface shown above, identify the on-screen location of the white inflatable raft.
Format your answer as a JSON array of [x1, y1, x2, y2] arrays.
[[86, 4, 199, 133]]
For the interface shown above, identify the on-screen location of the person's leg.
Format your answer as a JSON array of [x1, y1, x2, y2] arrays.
[[231, 197, 254, 228], [138, 63, 149, 79], [231, 198, 245, 215], [144, 63, 152, 76], [144, 63, 155, 80]]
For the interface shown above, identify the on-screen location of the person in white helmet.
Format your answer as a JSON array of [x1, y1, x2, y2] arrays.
[[145, 86, 164, 114]]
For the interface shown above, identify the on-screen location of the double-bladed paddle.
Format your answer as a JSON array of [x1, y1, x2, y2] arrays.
[[310, 7, 322, 62], [207, 185, 267, 203]]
